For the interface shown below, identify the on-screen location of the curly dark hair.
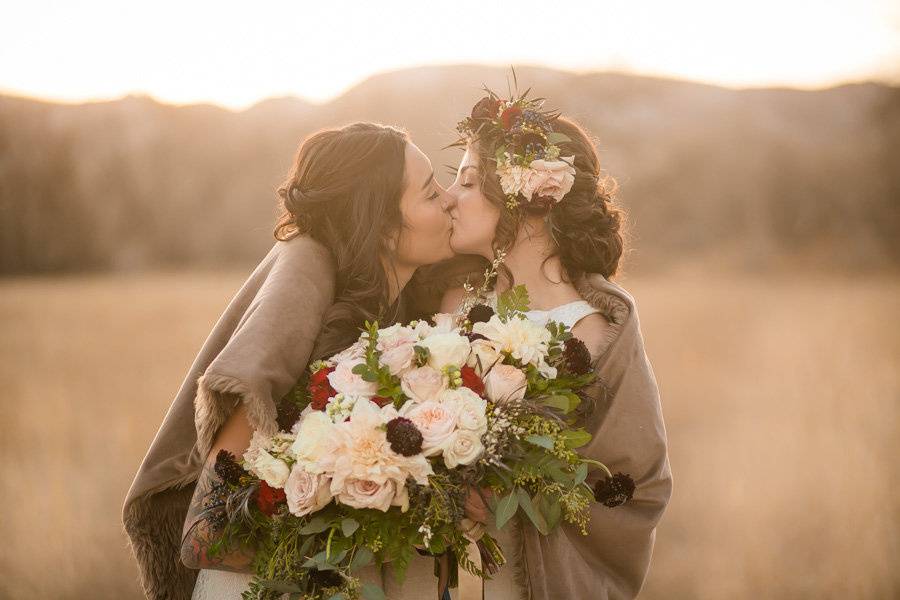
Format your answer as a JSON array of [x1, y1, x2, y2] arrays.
[[274, 122, 410, 360], [475, 116, 627, 284]]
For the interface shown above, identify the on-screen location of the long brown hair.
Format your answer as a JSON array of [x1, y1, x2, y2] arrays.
[[274, 122, 409, 359]]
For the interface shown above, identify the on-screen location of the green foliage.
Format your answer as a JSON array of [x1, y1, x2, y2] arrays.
[[496, 284, 530, 320]]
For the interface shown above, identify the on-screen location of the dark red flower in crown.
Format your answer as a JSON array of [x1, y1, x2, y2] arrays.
[[471, 96, 502, 120], [500, 106, 523, 130], [255, 481, 286, 516], [309, 366, 336, 411], [460, 366, 485, 397]]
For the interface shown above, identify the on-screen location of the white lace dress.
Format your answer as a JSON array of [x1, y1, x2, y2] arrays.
[[191, 297, 601, 600]]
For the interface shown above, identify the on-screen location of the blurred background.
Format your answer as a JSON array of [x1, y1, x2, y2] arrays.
[[1, 1, 898, 598]]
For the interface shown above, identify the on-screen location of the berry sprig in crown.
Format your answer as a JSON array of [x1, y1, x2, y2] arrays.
[[454, 85, 576, 210]]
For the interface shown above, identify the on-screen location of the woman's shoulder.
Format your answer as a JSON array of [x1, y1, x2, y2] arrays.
[[574, 273, 633, 326], [573, 273, 636, 359], [275, 233, 334, 265], [439, 286, 468, 314]]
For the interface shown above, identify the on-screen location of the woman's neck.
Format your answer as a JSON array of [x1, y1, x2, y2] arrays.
[[491, 219, 582, 311]]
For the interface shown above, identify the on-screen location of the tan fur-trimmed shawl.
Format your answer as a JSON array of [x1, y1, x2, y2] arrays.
[[122, 235, 336, 599], [515, 273, 674, 599]]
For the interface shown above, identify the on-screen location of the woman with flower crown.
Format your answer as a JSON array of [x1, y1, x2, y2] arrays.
[[403, 89, 674, 599]]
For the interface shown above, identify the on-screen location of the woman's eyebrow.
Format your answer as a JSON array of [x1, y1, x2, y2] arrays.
[[421, 171, 434, 190]]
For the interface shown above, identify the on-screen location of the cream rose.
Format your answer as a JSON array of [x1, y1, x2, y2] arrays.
[[290, 411, 335, 469], [246, 450, 290, 488], [430, 313, 458, 334], [442, 429, 484, 468], [401, 366, 446, 403], [380, 344, 416, 376], [419, 332, 471, 370], [327, 357, 378, 398], [521, 157, 576, 203], [285, 465, 332, 517], [337, 477, 396, 512], [439, 387, 487, 433], [466, 339, 502, 376], [483, 364, 527, 404], [329, 339, 367, 365], [402, 399, 459, 456], [376, 324, 419, 375]]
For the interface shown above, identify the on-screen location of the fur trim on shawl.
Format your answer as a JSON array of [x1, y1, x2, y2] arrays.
[[122, 236, 336, 599]]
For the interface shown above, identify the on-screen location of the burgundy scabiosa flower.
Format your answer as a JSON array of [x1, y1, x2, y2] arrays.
[[386, 416, 424, 456], [593, 472, 636, 508]]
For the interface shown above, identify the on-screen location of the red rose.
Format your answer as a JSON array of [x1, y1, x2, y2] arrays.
[[372, 395, 393, 407], [460, 366, 485, 397], [309, 366, 336, 411], [500, 106, 523, 130], [255, 481, 286, 516], [471, 96, 502, 120]]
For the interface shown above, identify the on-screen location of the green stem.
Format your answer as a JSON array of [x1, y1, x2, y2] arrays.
[[581, 459, 613, 479], [326, 526, 336, 560]]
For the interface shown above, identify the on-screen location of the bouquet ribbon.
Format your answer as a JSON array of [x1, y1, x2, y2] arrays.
[[458, 540, 483, 600]]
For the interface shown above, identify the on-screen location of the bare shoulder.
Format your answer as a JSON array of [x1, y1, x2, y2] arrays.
[[571, 312, 612, 355], [439, 286, 468, 314]]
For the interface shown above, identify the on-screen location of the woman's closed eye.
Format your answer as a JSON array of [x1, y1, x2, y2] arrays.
[[427, 190, 440, 200]]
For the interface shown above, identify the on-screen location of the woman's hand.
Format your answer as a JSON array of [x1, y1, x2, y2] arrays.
[[463, 486, 492, 525]]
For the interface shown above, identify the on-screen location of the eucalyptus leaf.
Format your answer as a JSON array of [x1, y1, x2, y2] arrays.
[[299, 517, 329, 535], [525, 434, 554, 450], [541, 395, 571, 412], [341, 517, 360, 537], [547, 465, 571, 485], [495, 490, 519, 530], [561, 428, 592, 449], [258, 579, 304, 593], [349, 546, 375, 572], [546, 132, 572, 145], [516, 488, 548, 535], [574, 463, 588, 486], [543, 496, 562, 529], [303, 550, 328, 568], [361, 582, 387, 600]]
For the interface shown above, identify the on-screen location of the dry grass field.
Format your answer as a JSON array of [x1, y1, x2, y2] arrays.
[[1, 269, 897, 599]]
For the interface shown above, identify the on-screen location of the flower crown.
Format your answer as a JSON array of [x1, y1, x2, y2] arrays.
[[454, 86, 576, 210]]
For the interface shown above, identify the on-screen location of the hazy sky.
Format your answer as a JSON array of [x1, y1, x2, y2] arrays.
[[2, 0, 898, 109]]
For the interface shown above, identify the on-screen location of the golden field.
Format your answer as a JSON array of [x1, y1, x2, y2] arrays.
[[1, 269, 897, 599]]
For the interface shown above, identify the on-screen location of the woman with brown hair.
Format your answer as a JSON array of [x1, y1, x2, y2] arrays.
[[122, 121, 456, 599], [407, 92, 674, 599]]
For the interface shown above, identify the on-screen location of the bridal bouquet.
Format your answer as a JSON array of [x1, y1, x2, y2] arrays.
[[201, 286, 634, 600]]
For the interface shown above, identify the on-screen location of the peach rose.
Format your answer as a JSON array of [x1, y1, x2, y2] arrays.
[[402, 400, 460, 456], [522, 157, 576, 203], [337, 477, 397, 512], [401, 366, 446, 403], [327, 357, 378, 398], [284, 465, 332, 517], [483, 364, 527, 404]]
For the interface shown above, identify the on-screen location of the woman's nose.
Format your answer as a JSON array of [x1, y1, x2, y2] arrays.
[[441, 187, 458, 212]]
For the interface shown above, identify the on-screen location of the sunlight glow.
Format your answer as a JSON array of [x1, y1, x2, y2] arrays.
[[1, 0, 897, 109]]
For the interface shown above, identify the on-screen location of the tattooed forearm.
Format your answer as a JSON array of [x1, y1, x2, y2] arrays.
[[180, 461, 254, 572]]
